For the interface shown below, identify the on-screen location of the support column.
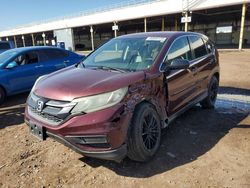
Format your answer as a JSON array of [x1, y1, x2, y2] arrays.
[[113, 22, 118, 38], [239, 3, 246, 50], [14, 36, 17, 48], [42, 33, 46, 46], [161, 17, 165, 31], [6, 37, 9, 41], [184, 11, 188, 32], [22, 35, 25, 47], [31, 34, 35, 46], [90, 26, 94, 51], [144, 17, 147, 32], [175, 16, 178, 31]]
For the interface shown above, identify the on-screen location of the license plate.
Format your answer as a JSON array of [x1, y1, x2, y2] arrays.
[[29, 123, 46, 140]]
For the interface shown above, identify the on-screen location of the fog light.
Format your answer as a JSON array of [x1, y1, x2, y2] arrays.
[[66, 135, 108, 144]]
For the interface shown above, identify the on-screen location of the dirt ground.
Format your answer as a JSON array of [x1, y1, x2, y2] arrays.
[[0, 50, 249, 188]]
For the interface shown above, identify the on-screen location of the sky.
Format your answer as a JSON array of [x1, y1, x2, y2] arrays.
[[0, 0, 130, 31]]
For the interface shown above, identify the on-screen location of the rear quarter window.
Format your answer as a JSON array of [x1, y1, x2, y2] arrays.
[[203, 39, 214, 54], [0, 43, 10, 50], [39, 49, 68, 61], [189, 36, 208, 59]]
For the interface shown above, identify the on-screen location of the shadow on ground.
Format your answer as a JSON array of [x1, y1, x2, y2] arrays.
[[219, 86, 250, 96], [81, 99, 249, 178], [0, 93, 28, 129]]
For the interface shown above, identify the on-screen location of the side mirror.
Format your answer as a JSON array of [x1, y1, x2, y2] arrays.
[[168, 59, 190, 70], [6, 61, 18, 69]]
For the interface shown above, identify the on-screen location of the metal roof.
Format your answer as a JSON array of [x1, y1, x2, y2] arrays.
[[0, 0, 249, 37]]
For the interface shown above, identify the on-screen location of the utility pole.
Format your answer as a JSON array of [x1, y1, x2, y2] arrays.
[[182, 0, 191, 32], [90, 26, 94, 51], [112, 22, 118, 37]]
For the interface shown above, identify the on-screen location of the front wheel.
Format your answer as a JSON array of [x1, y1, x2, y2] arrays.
[[127, 103, 161, 162], [200, 76, 219, 109]]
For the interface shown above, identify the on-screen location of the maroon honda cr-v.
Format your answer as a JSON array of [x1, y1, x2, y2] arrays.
[[25, 32, 219, 162]]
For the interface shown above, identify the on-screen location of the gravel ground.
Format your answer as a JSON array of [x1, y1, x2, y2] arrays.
[[0, 50, 249, 188]]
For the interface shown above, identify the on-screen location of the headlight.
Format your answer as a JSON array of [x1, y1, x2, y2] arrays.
[[71, 87, 128, 113], [31, 75, 46, 93]]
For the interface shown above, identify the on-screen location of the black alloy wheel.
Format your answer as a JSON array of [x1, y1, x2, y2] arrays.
[[200, 76, 219, 108], [127, 102, 161, 162]]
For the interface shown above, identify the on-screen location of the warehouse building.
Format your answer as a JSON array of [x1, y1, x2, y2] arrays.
[[0, 0, 249, 51]]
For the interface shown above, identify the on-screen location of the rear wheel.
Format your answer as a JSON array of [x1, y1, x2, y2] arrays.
[[200, 76, 219, 109], [0, 87, 6, 105], [127, 103, 161, 162]]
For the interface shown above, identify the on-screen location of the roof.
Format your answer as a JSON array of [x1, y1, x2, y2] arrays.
[[118, 31, 203, 39], [5, 46, 63, 53], [0, 0, 249, 37]]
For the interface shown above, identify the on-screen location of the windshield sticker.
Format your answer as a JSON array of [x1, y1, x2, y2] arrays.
[[146, 37, 166, 43]]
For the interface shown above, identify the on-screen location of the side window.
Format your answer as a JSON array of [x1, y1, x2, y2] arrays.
[[189, 36, 207, 58], [0, 43, 10, 50], [42, 49, 68, 61], [14, 51, 39, 66], [167, 37, 192, 63]]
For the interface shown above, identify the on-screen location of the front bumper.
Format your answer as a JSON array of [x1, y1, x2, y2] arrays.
[[48, 131, 127, 162], [25, 103, 131, 162]]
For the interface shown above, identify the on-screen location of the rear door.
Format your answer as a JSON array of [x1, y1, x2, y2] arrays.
[[165, 36, 196, 116], [188, 35, 212, 98], [37, 49, 68, 75]]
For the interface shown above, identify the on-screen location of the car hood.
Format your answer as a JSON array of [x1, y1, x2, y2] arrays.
[[34, 66, 145, 101]]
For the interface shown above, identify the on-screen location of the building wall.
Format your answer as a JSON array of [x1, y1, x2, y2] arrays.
[[54, 28, 74, 50]]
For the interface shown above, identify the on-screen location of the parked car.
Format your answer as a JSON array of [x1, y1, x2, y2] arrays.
[[0, 46, 84, 104], [25, 32, 219, 162], [0, 41, 15, 54]]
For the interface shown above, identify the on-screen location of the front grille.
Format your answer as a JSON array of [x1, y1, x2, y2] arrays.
[[27, 92, 75, 126], [29, 107, 64, 125]]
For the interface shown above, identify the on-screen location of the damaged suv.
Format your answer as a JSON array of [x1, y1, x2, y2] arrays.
[[25, 32, 219, 162]]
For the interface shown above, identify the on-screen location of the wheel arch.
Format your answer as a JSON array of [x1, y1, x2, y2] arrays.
[[213, 72, 220, 82], [0, 84, 7, 95], [133, 99, 165, 128]]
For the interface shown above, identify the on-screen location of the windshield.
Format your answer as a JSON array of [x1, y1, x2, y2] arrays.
[[0, 50, 17, 67], [82, 36, 167, 71]]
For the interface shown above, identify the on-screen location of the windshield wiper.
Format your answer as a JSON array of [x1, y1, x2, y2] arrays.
[[75, 61, 85, 68], [93, 66, 127, 73]]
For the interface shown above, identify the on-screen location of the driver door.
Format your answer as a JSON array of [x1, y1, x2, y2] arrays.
[[6, 50, 41, 93], [165, 36, 197, 116]]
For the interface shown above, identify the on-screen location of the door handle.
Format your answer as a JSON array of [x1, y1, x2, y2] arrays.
[[35, 65, 44, 68], [208, 59, 215, 65], [189, 66, 198, 72], [64, 60, 70, 63]]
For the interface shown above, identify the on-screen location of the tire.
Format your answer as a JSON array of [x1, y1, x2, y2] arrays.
[[0, 87, 6, 105], [200, 76, 219, 109], [127, 102, 161, 162]]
